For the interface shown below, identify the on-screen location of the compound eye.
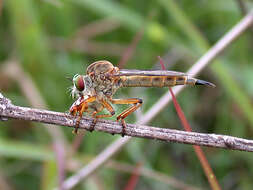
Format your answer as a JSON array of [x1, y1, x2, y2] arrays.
[[73, 74, 85, 91]]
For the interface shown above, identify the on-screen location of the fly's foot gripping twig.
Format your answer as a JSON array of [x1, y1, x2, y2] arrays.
[[116, 117, 127, 137], [113, 98, 143, 137], [72, 116, 81, 134], [88, 118, 97, 132]]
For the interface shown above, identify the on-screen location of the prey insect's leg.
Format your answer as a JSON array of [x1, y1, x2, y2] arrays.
[[110, 98, 143, 136], [70, 96, 96, 134]]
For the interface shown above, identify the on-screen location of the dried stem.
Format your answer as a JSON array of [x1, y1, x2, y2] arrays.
[[1, 93, 253, 152]]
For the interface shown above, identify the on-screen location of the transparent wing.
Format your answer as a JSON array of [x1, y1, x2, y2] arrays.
[[115, 69, 187, 77]]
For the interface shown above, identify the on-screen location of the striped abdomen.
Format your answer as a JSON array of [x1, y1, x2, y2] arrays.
[[119, 75, 215, 88]]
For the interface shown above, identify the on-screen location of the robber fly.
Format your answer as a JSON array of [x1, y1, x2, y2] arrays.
[[69, 60, 215, 136]]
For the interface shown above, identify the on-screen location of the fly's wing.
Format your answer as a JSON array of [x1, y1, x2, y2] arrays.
[[115, 69, 187, 77], [113, 69, 188, 87], [114, 69, 215, 87]]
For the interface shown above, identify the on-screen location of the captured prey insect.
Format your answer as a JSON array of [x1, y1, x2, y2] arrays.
[[69, 60, 215, 136]]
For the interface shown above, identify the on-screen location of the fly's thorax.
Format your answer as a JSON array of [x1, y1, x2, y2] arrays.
[[89, 72, 121, 98], [86, 60, 122, 98], [86, 60, 115, 76], [95, 79, 121, 98]]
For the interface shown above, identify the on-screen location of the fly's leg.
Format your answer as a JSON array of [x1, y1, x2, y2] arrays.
[[73, 102, 87, 134], [69, 96, 96, 134], [89, 99, 115, 133], [90, 111, 115, 133], [110, 98, 143, 137], [69, 97, 83, 121]]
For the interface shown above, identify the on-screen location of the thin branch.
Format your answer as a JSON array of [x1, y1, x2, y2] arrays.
[[1, 92, 253, 152], [59, 11, 253, 190]]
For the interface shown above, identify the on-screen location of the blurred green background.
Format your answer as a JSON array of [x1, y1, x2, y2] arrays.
[[1, 0, 253, 189]]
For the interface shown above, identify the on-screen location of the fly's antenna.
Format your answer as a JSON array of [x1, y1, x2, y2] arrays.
[[66, 86, 75, 99], [65, 76, 73, 82], [65, 75, 74, 98], [66, 86, 73, 94]]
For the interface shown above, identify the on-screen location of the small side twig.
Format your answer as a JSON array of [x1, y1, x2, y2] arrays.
[[1, 92, 253, 152]]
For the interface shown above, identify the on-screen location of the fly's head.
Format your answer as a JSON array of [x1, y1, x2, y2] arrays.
[[71, 74, 94, 98]]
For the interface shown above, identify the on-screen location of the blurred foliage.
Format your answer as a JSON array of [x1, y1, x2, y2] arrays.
[[1, 0, 253, 189]]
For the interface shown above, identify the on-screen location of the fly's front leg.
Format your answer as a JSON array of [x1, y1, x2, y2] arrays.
[[110, 98, 143, 137], [69, 96, 96, 134], [73, 103, 87, 134]]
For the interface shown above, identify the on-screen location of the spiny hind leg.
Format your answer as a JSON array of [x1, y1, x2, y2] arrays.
[[110, 98, 143, 137], [89, 99, 115, 133]]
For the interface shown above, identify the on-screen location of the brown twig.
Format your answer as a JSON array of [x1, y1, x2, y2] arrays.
[[1, 92, 253, 152]]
